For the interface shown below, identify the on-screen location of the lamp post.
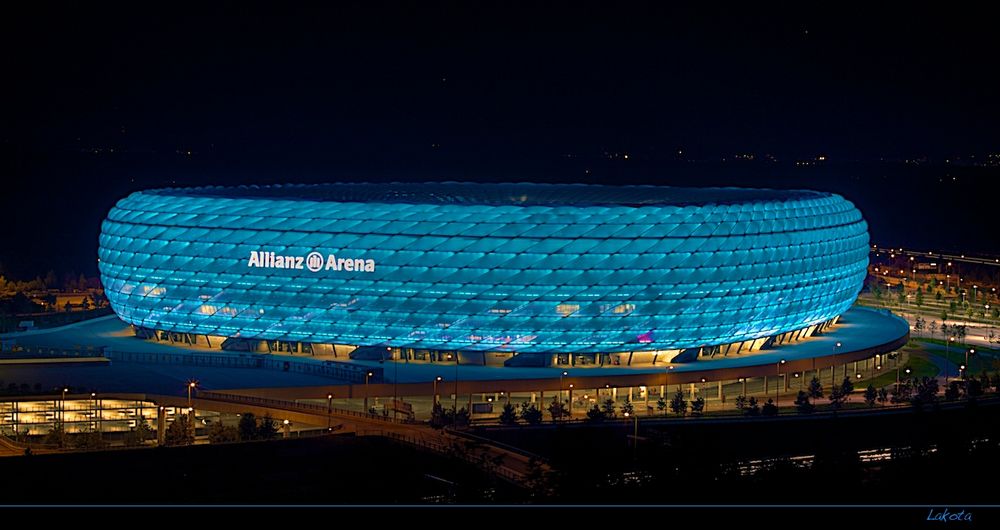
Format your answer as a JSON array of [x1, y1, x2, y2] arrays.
[[568, 383, 574, 418], [61, 387, 68, 429], [326, 393, 333, 430], [624, 411, 638, 460], [664, 364, 674, 398], [559, 371, 568, 404], [388, 347, 398, 421], [946, 337, 954, 382], [738, 377, 747, 397], [697, 377, 707, 412], [896, 366, 911, 395], [364, 371, 374, 413], [432, 376, 442, 406], [960, 364, 967, 380], [91, 392, 98, 433], [832, 342, 842, 386], [454, 357, 459, 417], [776, 359, 786, 408], [187, 380, 197, 409], [965, 348, 975, 379]]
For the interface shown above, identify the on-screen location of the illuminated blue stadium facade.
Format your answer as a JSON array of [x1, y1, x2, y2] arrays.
[[97, 183, 869, 366]]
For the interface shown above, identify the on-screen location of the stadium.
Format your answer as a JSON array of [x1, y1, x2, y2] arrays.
[[94, 182, 897, 374]]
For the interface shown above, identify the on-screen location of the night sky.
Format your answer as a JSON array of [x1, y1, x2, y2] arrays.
[[3, 3, 998, 278]]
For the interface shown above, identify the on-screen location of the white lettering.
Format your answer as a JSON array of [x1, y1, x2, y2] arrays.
[[246, 249, 376, 273]]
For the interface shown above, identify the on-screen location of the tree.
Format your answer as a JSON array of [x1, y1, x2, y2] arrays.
[[966, 378, 984, 400], [44, 424, 67, 448], [669, 388, 687, 416], [734, 395, 747, 411], [546, 397, 568, 422], [761, 398, 778, 416], [876, 387, 889, 406], [601, 398, 617, 419], [871, 279, 883, 301], [807, 377, 824, 400], [840, 376, 855, 401], [656, 396, 667, 413], [954, 324, 967, 344], [585, 404, 605, 423], [916, 289, 924, 307], [123, 416, 154, 447], [945, 381, 962, 401], [621, 398, 634, 417], [208, 421, 240, 443], [453, 407, 470, 427], [794, 390, 814, 414], [498, 402, 518, 425], [164, 415, 194, 446], [912, 377, 940, 408], [690, 397, 705, 416], [745, 396, 760, 416], [238, 413, 259, 440], [871, 282, 883, 300], [520, 403, 543, 425], [863, 384, 877, 407], [929, 320, 938, 337], [828, 386, 846, 410], [44, 270, 58, 289], [891, 380, 913, 403], [73, 429, 104, 450]]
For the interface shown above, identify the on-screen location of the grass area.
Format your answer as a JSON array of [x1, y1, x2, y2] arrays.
[[914, 339, 1000, 375], [866, 351, 939, 389], [918, 337, 999, 353]]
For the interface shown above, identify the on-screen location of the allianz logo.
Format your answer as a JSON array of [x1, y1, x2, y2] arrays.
[[246, 250, 376, 273]]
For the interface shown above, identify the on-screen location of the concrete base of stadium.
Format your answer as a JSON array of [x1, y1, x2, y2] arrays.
[[2, 306, 909, 407]]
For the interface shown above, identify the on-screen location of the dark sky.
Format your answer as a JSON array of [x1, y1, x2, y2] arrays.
[[2, 3, 999, 277]]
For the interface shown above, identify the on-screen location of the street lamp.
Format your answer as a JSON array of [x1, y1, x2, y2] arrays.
[[960, 364, 967, 379], [326, 393, 333, 430], [623, 411, 638, 460], [664, 364, 674, 397], [831, 342, 842, 384], [91, 392, 98, 432], [432, 376, 443, 406], [61, 387, 68, 428], [965, 348, 975, 378], [388, 347, 398, 421], [568, 383, 574, 418], [776, 359, 786, 408], [364, 371, 374, 413], [700, 377, 707, 412], [946, 337, 955, 382], [559, 371, 568, 404], [187, 380, 198, 409]]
